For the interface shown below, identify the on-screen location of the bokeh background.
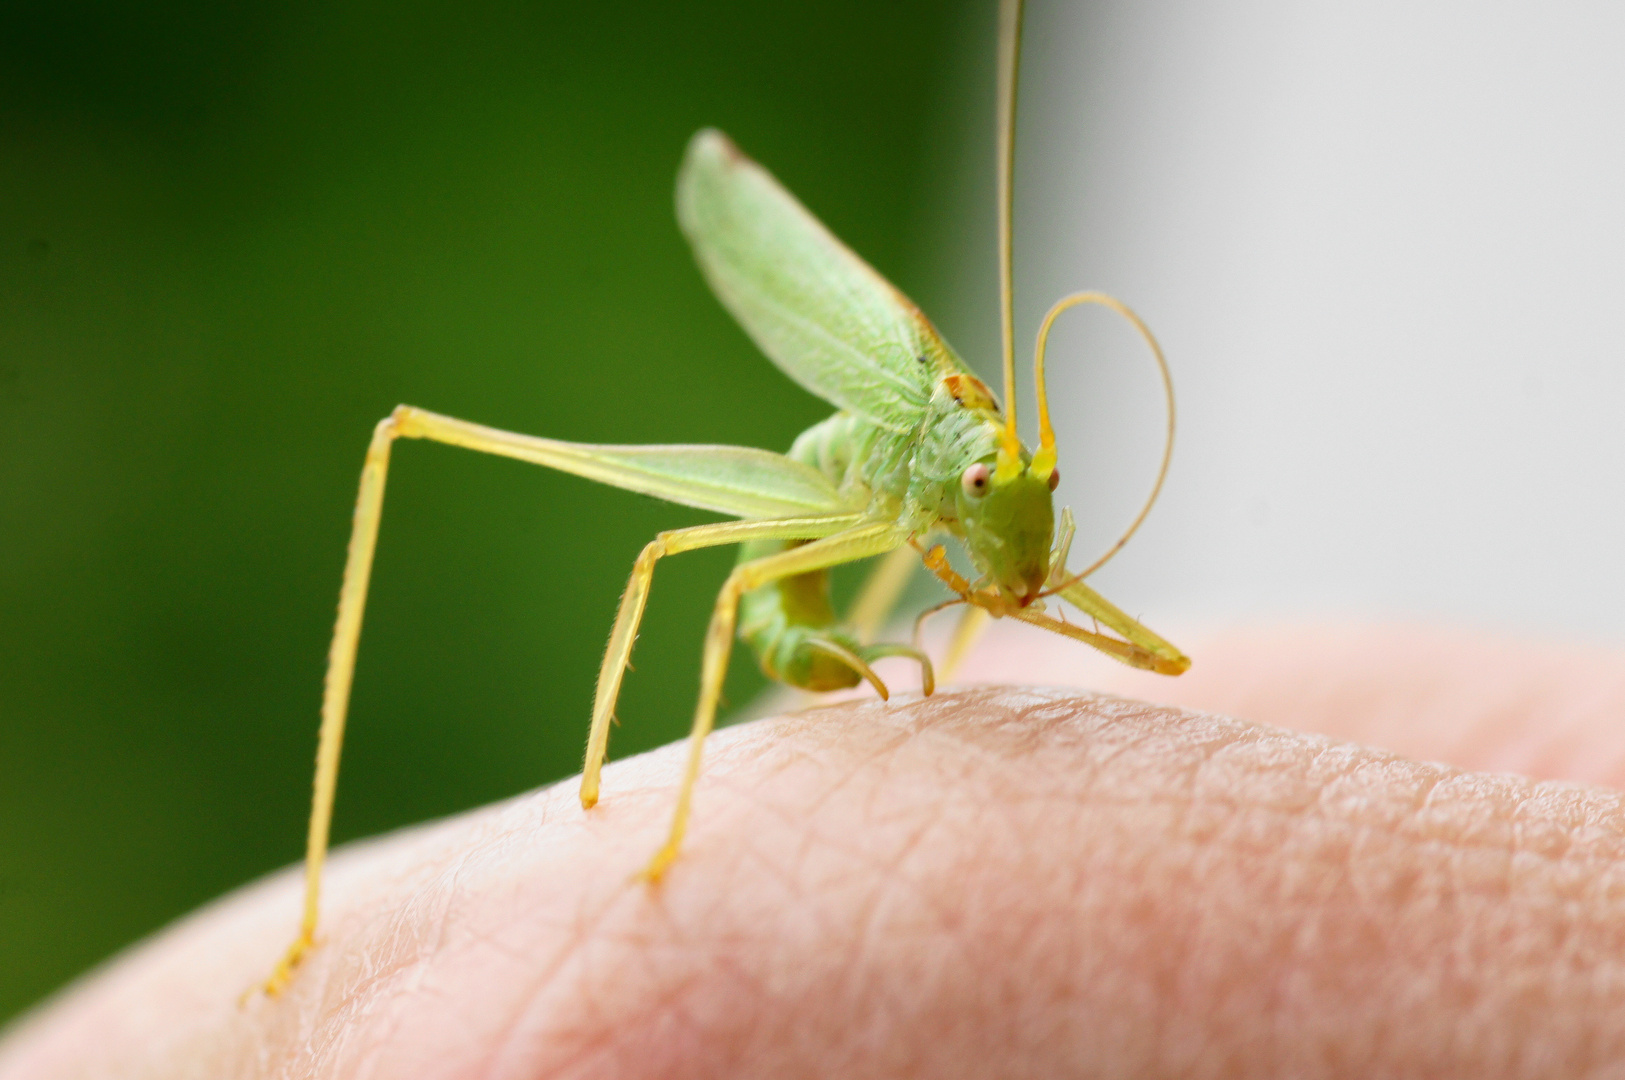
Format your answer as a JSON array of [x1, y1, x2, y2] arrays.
[[0, 0, 984, 1023], [989, 2, 1625, 636], [5, 0, 1624, 1029]]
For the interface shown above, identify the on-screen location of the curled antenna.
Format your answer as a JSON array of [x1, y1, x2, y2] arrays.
[[1032, 292, 1176, 592], [994, 0, 1025, 478]]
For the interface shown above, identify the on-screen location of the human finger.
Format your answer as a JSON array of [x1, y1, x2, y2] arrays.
[[954, 622, 1625, 785], [3, 686, 1624, 1078]]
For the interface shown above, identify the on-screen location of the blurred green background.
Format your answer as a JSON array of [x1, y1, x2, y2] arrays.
[[0, 0, 981, 1022]]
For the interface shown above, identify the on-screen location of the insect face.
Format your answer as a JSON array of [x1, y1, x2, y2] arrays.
[[953, 455, 1054, 606]]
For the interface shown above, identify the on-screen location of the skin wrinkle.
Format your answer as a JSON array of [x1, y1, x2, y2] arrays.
[[748, 702, 989, 934], [731, 732, 911, 876], [737, 733, 974, 1060], [578, 779, 851, 1071], [475, 831, 672, 1078], [508, 926, 649, 1080], [835, 812, 970, 1040], [1029, 700, 1295, 1070], [1160, 719, 1268, 864], [809, 698, 1059, 1071], [719, 740, 920, 931], [371, 804, 562, 1078], [382, 788, 617, 1075], [643, 695, 1586, 1065], [1105, 712, 1624, 1076], [352, 835, 489, 1080], [8, 679, 1625, 1077], [688, 878, 828, 1075], [983, 624, 1625, 787], [1198, 727, 1625, 877], [600, 968, 712, 1080], [298, 851, 440, 1072]]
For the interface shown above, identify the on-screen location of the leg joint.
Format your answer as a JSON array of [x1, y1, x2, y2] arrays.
[[372, 404, 422, 444], [385, 403, 426, 438], [721, 564, 755, 600], [637, 537, 668, 570]]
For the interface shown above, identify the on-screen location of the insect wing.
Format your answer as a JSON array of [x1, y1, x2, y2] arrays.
[[542, 442, 849, 519], [678, 129, 958, 434]]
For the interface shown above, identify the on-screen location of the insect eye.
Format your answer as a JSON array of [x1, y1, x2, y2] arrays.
[[1047, 467, 1060, 492], [961, 463, 991, 497]]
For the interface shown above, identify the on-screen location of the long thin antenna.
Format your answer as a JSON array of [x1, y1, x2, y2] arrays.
[[994, 0, 1025, 475], [1033, 291, 1177, 594]]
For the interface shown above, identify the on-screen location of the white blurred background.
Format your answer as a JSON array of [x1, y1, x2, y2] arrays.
[[927, 1, 1625, 641]]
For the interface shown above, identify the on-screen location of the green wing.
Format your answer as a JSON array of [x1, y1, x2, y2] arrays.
[[407, 409, 851, 518], [517, 441, 850, 519], [677, 128, 962, 434]]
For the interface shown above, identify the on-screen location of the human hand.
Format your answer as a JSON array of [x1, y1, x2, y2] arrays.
[[3, 623, 1624, 1078]]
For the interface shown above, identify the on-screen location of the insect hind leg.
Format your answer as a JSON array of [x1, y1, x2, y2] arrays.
[[640, 521, 906, 882]]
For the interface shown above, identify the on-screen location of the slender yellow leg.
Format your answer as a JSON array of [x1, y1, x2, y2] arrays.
[[860, 642, 935, 696], [640, 521, 908, 882], [1053, 578, 1190, 674], [919, 543, 979, 600], [803, 636, 893, 700], [1011, 606, 1187, 675], [260, 402, 853, 996], [580, 513, 860, 808]]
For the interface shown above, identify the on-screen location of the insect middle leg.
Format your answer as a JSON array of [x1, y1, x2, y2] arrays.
[[581, 513, 862, 808], [640, 520, 908, 882]]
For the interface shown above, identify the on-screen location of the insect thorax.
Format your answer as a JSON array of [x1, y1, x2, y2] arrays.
[[787, 382, 1004, 538]]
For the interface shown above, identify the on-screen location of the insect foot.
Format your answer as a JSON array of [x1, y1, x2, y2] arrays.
[[635, 842, 682, 886], [244, 932, 313, 1004]]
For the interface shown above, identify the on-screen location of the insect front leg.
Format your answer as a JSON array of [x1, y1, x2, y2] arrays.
[[640, 521, 908, 883], [1053, 578, 1190, 675], [581, 512, 861, 809]]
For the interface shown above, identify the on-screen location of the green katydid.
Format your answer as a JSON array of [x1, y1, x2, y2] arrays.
[[260, 0, 1188, 996]]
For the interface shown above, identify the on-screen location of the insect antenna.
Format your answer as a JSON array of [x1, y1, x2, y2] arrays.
[[992, 1, 1174, 603], [994, 0, 1026, 480], [1033, 292, 1177, 596]]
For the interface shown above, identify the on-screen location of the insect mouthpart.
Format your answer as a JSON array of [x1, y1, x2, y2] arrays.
[[1010, 567, 1048, 608]]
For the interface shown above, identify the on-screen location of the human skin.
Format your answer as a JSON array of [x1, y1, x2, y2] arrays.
[[2, 624, 1625, 1078]]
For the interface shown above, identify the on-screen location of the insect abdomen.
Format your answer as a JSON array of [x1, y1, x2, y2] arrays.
[[736, 538, 865, 692]]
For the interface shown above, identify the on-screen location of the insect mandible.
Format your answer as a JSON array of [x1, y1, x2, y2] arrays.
[[260, 0, 1190, 995]]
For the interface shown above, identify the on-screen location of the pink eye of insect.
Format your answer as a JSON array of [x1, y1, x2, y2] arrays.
[[1047, 467, 1060, 492], [962, 463, 990, 497]]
